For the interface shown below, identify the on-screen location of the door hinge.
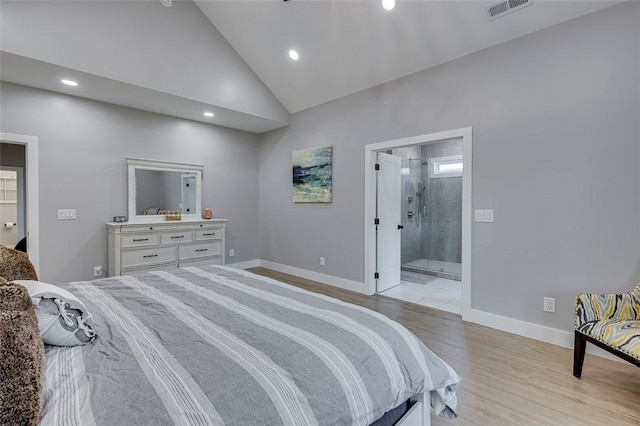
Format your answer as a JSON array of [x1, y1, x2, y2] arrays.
[[374, 218, 380, 225], [374, 272, 379, 279], [375, 163, 380, 171]]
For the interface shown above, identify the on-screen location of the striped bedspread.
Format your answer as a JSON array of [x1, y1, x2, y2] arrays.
[[40, 265, 459, 425]]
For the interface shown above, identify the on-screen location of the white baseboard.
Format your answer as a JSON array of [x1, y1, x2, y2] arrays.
[[237, 259, 621, 364], [465, 308, 623, 363], [225, 259, 260, 270], [257, 260, 370, 294]]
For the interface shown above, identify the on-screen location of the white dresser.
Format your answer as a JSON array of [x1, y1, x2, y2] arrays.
[[107, 219, 227, 276]]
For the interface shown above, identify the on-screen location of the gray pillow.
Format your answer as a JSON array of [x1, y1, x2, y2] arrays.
[[12, 280, 97, 346]]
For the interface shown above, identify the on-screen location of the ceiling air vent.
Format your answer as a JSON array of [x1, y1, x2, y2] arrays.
[[487, 0, 533, 20]]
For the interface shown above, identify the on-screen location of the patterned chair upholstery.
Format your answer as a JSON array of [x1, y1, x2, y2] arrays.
[[573, 284, 640, 377]]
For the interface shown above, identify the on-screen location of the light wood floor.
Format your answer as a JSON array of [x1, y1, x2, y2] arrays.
[[248, 267, 640, 426]]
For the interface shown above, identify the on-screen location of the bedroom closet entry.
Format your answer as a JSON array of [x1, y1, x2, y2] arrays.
[[371, 133, 468, 316], [0, 133, 40, 273], [0, 144, 26, 248]]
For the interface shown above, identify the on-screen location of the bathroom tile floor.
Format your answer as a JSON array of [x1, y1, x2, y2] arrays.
[[379, 271, 462, 315]]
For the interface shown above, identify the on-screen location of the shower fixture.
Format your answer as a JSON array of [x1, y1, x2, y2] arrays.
[[416, 180, 428, 220]]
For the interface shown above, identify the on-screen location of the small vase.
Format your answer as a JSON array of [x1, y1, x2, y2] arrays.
[[203, 208, 212, 219]]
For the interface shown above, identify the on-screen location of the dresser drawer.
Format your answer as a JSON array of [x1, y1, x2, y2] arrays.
[[179, 242, 221, 260], [160, 230, 193, 245], [195, 228, 223, 241], [180, 257, 222, 268], [121, 233, 159, 248], [122, 246, 176, 268], [121, 224, 166, 233]]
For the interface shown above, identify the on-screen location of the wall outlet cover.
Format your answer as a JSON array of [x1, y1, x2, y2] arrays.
[[543, 297, 556, 313]]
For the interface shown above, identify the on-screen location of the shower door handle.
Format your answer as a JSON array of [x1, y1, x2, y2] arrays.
[[397, 225, 404, 229]]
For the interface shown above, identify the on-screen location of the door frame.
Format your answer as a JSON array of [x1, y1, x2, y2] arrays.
[[364, 126, 472, 319], [0, 133, 40, 273]]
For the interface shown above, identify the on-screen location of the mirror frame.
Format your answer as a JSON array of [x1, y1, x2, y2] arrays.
[[127, 157, 203, 222]]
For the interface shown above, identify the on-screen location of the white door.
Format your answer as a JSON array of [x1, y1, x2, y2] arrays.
[[376, 152, 402, 292]]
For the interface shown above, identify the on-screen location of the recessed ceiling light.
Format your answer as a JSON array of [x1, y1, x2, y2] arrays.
[[382, 0, 396, 11], [61, 79, 78, 86], [203, 112, 214, 117], [161, 0, 172, 7], [288, 49, 299, 61]]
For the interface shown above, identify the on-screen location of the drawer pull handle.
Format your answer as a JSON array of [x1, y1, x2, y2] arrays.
[[203, 233, 216, 236], [195, 249, 208, 252], [143, 254, 158, 258], [133, 238, 149, 242], [171, 235, 185, 239]]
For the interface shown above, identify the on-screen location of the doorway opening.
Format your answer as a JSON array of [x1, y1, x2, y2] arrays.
[[364, 127, 472, 319], [389, 139, 463, 313], [0, 166, 24, 248], [0, 133, 40, 273]]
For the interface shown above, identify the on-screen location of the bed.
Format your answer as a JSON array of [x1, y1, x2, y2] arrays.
[[38, 265, 459, 425]]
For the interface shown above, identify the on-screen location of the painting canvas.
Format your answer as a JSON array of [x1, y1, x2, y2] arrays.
[[292, 145, 333, 203]]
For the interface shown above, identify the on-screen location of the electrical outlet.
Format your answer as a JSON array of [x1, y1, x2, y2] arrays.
[[543, 297, 556, 313], [93, 266, 103, 277], [229, 249, 235, 257], [320, 256, 325, 266]]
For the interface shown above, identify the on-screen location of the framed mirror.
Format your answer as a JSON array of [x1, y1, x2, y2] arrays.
[[127, 158, 203, 221]]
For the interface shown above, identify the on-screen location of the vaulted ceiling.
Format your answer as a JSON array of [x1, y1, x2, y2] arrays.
[[0, 0, 619, 133], [196, 0, 619, 113]]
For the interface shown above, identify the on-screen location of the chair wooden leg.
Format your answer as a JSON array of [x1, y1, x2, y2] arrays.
[[573, 331, 587, 378]]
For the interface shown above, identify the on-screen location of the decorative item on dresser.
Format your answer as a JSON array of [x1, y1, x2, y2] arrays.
[[107, 219, 227, 276]]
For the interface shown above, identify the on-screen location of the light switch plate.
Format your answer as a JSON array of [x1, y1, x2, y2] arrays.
[[475, 209, 494, 222], [57, 209, 77, 220]]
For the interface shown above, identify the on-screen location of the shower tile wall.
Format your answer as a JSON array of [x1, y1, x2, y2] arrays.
[[421, 139, 462, 264], [393, 146, 422, 265]]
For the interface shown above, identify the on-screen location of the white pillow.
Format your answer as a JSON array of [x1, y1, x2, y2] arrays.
[[12, 280, 97, 346]]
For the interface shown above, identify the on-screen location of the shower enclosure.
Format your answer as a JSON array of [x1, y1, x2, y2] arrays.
[[394, 138, 462, 281]]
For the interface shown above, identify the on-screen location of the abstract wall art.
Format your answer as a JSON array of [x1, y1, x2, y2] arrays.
[[292, 145, 333, 203]]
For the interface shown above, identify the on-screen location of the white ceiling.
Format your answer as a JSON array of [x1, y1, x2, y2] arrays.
[[0, 0, 620, 132], [196, 0, 619, 113]]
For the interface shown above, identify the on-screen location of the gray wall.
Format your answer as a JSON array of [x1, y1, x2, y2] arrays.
[[0, 82, 260, 283], [259, 2, 640, 331]]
